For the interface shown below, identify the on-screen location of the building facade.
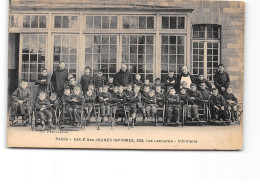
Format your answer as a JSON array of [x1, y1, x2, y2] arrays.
[[8, 0, 244, 100]]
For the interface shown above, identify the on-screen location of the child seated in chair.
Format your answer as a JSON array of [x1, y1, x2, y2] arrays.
[[69, 86, 84, 126], [35, 91, 54, 130], [64, 73, 74, 88], [10, 80, 31, 123], [209, 88, 229, 121], [124, 84, 133, 100], [106, 76, 116, 93], [130, 85, 143, 126], [224, 87, 238, 121], [99, 85, 112, 123], [166, 88, 180, 125], [155, 86, 165, 108], [84, 89, 96, 122], [187, 83, 203, 122], [145, 89, 157, 119], [199, 82, 211, 101], [49, 92, 59, 109], [67, 77, 81, 94], [61, 87, 72, 124]]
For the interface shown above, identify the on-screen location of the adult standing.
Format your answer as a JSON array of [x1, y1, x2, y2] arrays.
[[177, 66, 194, 91], [115, 64, 133, 87], [214, 64, 230, 95], [51, 61, 68, 98]]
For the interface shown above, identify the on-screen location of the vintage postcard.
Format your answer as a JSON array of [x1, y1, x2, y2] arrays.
[[7, 0, 244, 150]]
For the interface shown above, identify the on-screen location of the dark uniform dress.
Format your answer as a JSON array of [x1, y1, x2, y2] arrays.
[[106, 81, 116, 93], [51, 67, 68, 98], [35, 98, 53, 122], [115, 69, 133, 87], [80, 74, 93, 95], [166, 94, 180, 122], [209, 94, 229, 120], [11, 87, 31, 119], [155, 92, 165, 108]]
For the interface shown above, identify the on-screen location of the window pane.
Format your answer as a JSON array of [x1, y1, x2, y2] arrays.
[[10, 15, 19, 28], [102, 16, 109, 29], [86, 16, 93, 29], [123, 16, 130, 29], [23, 15, 30, 28], [54, 16, 61, 28], [139, 16, 146, 29], [147, 17, 154, 29], [170, 17, 177, 29], [178, 17, 185, 29], [70, 16, 78, 29], [110, 16, 117, 29], [162, 17, 169, 29], [62, 16, 69, 28], [31, 15, 38, 28], [130, 16, 138, 29], [38, 16, 46, 28], [94, 16, 101, 29]]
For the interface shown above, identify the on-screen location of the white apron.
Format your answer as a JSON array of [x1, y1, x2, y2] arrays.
[[180, 75, 192, 89]]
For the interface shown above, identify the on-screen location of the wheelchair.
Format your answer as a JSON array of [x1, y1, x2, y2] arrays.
[[94, 103, 117, 130], [164, 102, 183, 127], [58, 101, 85, 130], [208, 103, 232, 126], [184, 100, 209, 126], [155, 104, 166, 127], [8, 101, 32, 127], [31, 107, 55, 131], [228, 102, 243, 125]]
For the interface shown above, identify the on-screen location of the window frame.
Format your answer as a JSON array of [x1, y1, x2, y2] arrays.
[[161, 15, 186, 30], [84, 34, 119, 79], [191, 24, 221, 81], [52, 34, 79, 79], [19, 33, 48, 83], [121, 15, 156, 30]]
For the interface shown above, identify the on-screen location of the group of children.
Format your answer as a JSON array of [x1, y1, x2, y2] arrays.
[[10, 67, 239, 129]]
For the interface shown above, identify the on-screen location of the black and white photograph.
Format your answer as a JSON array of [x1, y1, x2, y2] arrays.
[[7, 0, 244, 150]]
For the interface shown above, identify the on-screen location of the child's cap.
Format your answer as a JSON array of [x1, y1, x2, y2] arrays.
[[169, 70, 174, 73], [155, 78, 161, 81], [212, 88, 218, 91], [218, 64, 224, 67]]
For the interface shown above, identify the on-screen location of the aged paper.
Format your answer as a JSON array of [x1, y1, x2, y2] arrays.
[[7, 0, 244, 150]]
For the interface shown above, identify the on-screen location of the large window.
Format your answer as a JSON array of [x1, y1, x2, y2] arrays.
[[54, 15, 78, 29], [122, 34, 154, 81], [161, 35, 185, 82], [21, 34, 47, 82], [86, 16, 118, 29], [192, 25, 221, 81], [53, 35, 78, 76], [85, 35, 117, 78], [23, 15, 47, 28], [122, 16, 154, 29]]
